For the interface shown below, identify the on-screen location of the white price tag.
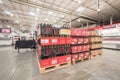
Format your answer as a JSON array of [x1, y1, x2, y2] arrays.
[[52, 39, 57, 43], [41, 39, 49, 44], [52, 60, 57, 65], [66, 57, 70, 61]]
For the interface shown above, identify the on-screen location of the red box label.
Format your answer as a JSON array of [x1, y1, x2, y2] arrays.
[[58, 56, 66, 64], [78, 53, 84, 59], [40, 58, 51, 68], [71, 29, 78, 36], [50, 37, 58, 45], [65, 38, 72, 44], [78, 38, 83, 44], [72, 38, 77, 44], [58, 38, 65, 44], [72, 46, 78, 53], [84, 38, 89, 43], [77, 46, 82, 52], [41, 38, 50, 46], [72, 54, 78, 60]]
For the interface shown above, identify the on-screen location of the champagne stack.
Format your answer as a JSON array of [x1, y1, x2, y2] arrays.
[[36, 23, 71, 74]]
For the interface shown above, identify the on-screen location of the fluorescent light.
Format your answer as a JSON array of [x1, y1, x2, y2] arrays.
[[74, 0, 81, 4], [0, 0, 3, 4], [77, 19, 80, 22], [35, 17, 38, 20], [97, 8, 101, 12], [37, 8, 40, 11], [48, 11, 53, 15], [7, 25, 10, 28], [14, 21, 19, 24], [45, 18, 48, 21], [53, 20, 56, 23], [61, 15, 64, 18], [76, 7, 84, 12], [29, 12, 35, 16], [4, 10, 13, 16]]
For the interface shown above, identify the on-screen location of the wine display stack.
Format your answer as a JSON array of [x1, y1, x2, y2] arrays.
[[37, 24, 72, 74], [89, 31, 103, 58], [36, 24, 103, 74], [71, 29, 90, 64]]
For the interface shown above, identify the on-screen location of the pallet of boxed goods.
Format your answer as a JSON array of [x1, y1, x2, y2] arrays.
[[71, 29, 90, 64], [36, 23, 72, 74], [90, 49, 102, 58], [89, 31, 103, 59], [37, 55, 71, 74]]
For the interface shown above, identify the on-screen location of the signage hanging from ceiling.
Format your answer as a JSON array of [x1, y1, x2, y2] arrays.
[[0, 28, 11, 33]]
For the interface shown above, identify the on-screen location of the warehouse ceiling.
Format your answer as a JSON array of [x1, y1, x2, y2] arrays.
[[0, 0, 120, 30]]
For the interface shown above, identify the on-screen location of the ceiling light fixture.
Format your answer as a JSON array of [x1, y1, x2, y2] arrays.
[[35, 17, 38, 20], [4, 10, 13, 16], [77, 19, 81, 22], [20, 24, 22, 27], [48, 11, 53, 15], [76, 7, 84, 12], [74, 0, 82, 4], [14, 21, 19, 24], [0, 0, 3, 4], [45, 18, 48, 21], [53, 20, 56, 23], [61, 15, 64, 18], [29, 12, 36, 16], [37, 8, 40, 12], [97, 0, 101, 12], [7, 25, 10, 28], [97, 8, 101, 12]]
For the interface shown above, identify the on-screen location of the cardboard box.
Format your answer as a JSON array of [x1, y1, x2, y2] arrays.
[[58, 38, 65, 44], [77, 46, 82, 52], [78, 53, 84, 59], [84, 38, 89, 43], [71, 29, 78, 36], [41, 38, 50, 46], [50, 37, 58, 45], [78, 38, 83, 44], [65, 38, 72, 44], [59, 29, 71, 35], [72, 54, 78, 60], [72, 46, 78, 53], [40, 58, 51, 68], [72, 38, 77, 44]]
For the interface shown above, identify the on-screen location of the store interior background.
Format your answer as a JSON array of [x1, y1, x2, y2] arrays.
[[0, 0, 120, 49]]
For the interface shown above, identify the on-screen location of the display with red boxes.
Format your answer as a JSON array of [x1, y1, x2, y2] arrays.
[[71, 29, 90, 63], [36, 24, 103, 74], [37, 23, 72, 74]]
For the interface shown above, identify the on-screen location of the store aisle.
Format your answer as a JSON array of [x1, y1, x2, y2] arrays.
[[0, 46, 32, 80], [0, 46, 120, 80]]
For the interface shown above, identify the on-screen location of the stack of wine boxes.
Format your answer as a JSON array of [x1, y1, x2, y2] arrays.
[[37, 24, 71, 74], [36, 24, 103, 74]]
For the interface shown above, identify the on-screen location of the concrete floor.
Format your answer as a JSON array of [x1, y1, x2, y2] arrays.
[[0, 46, 120, 80]]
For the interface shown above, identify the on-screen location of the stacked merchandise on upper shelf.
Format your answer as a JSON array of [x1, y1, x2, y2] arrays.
[[71, 29, 90, 64], [36, 24, 71, 74], [89, 31, 103, 58]]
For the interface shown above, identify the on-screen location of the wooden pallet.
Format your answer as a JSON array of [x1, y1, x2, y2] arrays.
[[90, 52, 102, 59], [40, 61, 71, 74], [83, 56, 90, 61], [72, 58, 83, 64]]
